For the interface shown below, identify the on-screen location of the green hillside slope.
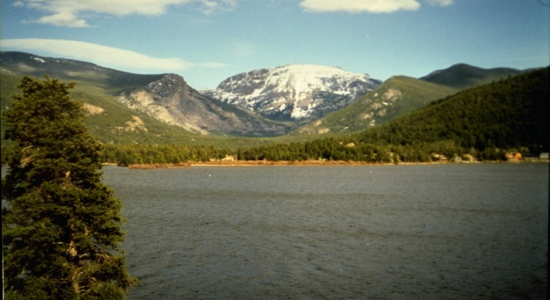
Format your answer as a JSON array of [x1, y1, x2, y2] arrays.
[[0, 51, 165, 93], [1, 73, 196, 145], [1, 73, 288, 150], [295, 76, 458, 135]]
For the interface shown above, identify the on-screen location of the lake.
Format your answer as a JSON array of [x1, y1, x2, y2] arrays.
[[102, 163, 548, 299]]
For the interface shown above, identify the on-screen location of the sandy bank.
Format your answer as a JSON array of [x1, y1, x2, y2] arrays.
[[191, 160, 422, 167], [128, 162, 191, 169]]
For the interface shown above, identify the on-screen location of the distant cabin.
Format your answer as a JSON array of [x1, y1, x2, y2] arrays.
[[505, 152, 523, 160]]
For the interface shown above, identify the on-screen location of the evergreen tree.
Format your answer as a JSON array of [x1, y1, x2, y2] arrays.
[[2, 77, 137, 299]]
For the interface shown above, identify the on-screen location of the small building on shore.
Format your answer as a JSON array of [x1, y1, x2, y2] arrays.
[[505, 152, 523, 161]]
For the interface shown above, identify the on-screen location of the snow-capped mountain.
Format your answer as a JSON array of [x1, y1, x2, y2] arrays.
[[204, 64, 382, 122]]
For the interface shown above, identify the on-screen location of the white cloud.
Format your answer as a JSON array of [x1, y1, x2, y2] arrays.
[[14, 0, 237, 27], [424, 0, 453, 6], [29, 11, 89, 28], [199, 0, 237, 16], [300, 0, 421, 14], [1, 39, 227, 73]]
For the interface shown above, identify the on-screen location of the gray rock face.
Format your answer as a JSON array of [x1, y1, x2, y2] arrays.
[[116, 74, 291, 136]]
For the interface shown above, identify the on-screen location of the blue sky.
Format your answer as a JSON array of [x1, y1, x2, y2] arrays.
[[1, 0, 549, 89]]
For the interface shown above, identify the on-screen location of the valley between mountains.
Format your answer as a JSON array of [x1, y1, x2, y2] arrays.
[[0, 51, 543, 154]]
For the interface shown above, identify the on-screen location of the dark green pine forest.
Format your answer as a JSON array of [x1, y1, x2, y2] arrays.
[[98, 67, 549, 164]]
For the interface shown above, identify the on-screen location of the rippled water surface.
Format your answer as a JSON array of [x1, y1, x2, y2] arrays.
[[102, 164, 548, 299]]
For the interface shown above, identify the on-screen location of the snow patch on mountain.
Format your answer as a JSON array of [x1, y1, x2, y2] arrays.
[[204, 64, 381, 121], [32, 56, 46, 63]]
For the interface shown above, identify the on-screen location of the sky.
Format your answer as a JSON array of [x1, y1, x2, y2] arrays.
[[1, 0, 549, 89]]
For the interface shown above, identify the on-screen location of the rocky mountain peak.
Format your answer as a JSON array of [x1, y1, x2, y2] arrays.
[[115, 73, 290, 136], [204, 64, 381, 122], [144, 74, 185, 98]]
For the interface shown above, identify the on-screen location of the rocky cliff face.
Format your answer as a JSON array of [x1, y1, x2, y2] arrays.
[[115, 74, 290, 136], [203, 64, 381, 122]]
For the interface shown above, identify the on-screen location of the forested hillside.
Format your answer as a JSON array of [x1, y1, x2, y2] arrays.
[[358, 67, 548, 151], [236, 67, 549, 163]]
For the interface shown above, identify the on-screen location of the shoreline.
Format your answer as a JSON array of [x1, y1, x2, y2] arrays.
[[190, 160, 406, 167], [127, 162, 191, 169], [102, 159, 549, 169]]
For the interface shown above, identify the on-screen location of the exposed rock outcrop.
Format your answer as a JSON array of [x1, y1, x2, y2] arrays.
[[115, 74, 291, 136]]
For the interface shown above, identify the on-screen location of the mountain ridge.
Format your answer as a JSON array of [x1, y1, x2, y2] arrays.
[[203, 64, 382, 122], [0, 51, 292, 137], [420, 63, 524, 89], [2, 51, 541, 145]]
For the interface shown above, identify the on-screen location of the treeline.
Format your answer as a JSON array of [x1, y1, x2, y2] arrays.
[[98, 67, 548, 165], [237, 138, 514, 163], [100, 144, 232, 165], [98, 138, 517, 165]]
